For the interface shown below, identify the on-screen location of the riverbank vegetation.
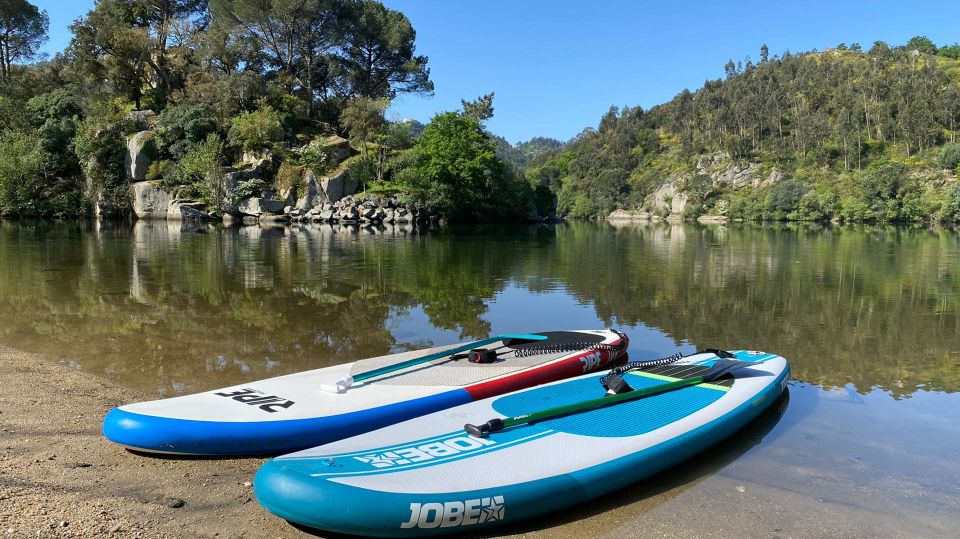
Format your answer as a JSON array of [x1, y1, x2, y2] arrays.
[[530, 37, 960, 223], [0, 0, 539, 221]]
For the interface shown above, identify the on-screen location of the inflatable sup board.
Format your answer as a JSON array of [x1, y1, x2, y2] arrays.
[[254, 350, 789, 536], [103, 329, 627, 455]]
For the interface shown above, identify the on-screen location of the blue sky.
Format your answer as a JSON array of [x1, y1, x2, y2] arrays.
[[35, 0, 960, 143]]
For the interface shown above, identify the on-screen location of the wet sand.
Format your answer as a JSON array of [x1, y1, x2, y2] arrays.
[[1, 346, 957, 538]]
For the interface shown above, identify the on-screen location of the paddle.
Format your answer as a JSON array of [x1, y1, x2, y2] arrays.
[[320, 333, 549, 393], [464, 358, 758, 437]]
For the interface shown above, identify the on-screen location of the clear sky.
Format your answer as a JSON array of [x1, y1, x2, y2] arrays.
[[34, 0, 960, 144]]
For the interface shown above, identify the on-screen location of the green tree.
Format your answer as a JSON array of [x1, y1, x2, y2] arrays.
[[398, 111, 521, 220], [461, 92, 494, 123], [0, 0, 48, 79], [228, 105, 283, 151], [69, 0, 206, 108], [340, 96, 387, 154], [337, 0, 433, 99]]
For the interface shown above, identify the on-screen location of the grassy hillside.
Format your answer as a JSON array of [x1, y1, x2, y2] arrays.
[[529, 37, 960, 223]]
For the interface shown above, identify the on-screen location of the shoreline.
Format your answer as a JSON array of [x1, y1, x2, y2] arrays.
[[2, 346, 956, 538]]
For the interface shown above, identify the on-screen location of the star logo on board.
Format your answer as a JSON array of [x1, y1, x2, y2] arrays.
[[481, 496, 505, 522], [354, 452, 411, 468]]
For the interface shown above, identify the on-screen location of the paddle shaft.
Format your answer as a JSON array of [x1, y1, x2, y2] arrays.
[[351, 334, 547, 384], [501, 375, 705, 429]]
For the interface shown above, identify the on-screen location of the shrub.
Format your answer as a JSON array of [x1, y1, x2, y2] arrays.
[[228, 106, 284, 152], [170, 134, 226, 211], [155, 104, 219, 160], [275, 161, 304, 194], [941, 143, 960, 171], [766, 179, 808, 219], [294, 140, 328, 174]]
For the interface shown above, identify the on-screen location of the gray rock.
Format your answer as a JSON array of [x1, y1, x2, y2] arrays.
[[372, 207, 387, 221], [671, 192, 689, 215], [283, 205, 294, 214], [317, 209, 334, 222], [607, 209, 652, 221], [319, 135, 352, 166], [167, 200, 209, 221], [339, 207, 359, 221], [237, 197, 286, 216], [124, 131, 157, 181], [361, 206, 377, 220], [259, 213, 289, 224], [241, 216, 259, 226], [131, 181, 172, 219]]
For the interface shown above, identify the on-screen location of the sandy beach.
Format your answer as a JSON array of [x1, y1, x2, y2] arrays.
[[2, 345, 958, 538]]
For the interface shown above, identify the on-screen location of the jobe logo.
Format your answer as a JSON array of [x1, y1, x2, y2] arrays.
[[354, 436, 495, 468], [400, 496, 504, 529], [213, 388, 295, 413], [579, 351, 604, 372]]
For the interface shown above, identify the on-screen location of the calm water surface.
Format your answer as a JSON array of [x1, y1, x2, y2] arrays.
[[1, 219, 959, 535]]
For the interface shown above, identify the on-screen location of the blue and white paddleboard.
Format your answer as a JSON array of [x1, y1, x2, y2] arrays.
[[102, 329, 627, 455], [254, 350, 789, 536]]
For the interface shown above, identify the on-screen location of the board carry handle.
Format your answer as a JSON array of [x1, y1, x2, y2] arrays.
[[321, 333, 549, 393], [465, 357, 758, 437]]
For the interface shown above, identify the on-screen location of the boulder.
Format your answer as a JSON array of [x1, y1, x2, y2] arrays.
[[237, 197, 286, 216], [648, 179, 678, 212], [360, 206, 377, 220], [124, 131, 157, 181], [670, 192, 689, 215], [221, 167, 272, 215], [298, 168, 358, 209], [317, 209, 334, 222], [259, 213, 289, 224], [167, 200, 210, 221], [607, 209, 652, 221], [319, 135, 352, 166], [131, 181, 172, 219], [372, 207, 387, 221], [339, 207, 359, 221]]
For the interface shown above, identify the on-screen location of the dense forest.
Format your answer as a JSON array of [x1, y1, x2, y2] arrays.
[[530, 37, 960, 223], [0, 0, 541, 221]]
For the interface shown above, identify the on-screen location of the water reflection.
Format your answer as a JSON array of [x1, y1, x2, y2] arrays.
[[1, 219, 959, 398]]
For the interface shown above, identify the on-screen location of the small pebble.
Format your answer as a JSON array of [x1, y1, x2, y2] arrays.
[[735, 485, 746, 493], [243, 481, 252, 487], [165, 498, 185, 508]]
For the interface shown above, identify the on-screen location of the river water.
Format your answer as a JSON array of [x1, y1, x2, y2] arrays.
[[1, 219, 958, 536]]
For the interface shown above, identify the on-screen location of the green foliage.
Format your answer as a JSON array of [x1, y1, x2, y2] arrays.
[[766, 179, 808, 219], [461, 92, 494, 122], [171, 133, 227, 211], [155, 104, 219, 160], [74, 114, 128, 209], [940, 143, 960, 171], [340, 97, 387, 151], [274, 161, 304, 194], [0, 0, 49, 79], [228, 106, 283, 152], [347, 155, 377, 192], [294, 140, 328, 174], [397, 112, 530, 221]]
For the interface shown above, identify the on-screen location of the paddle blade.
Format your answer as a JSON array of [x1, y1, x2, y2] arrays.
[[701, 358, 759, 382]]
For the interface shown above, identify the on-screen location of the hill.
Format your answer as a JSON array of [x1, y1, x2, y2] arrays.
[[528, 37, 960, 223]]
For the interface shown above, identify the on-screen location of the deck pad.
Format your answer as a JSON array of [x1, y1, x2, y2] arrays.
[[102, 329, 627, 455]]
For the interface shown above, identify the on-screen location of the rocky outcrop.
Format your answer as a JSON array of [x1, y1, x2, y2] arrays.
[[696, 152, 782, 189], [295, 168, 358, 210], [319, 135, 352, 166], [131, 181, 172, 219], [167, 200, 211, 221], [283, 195, 434, 225], [607, 209, 656, 221], [237, 197, 286, 216], [124, 131, 157, 181]]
